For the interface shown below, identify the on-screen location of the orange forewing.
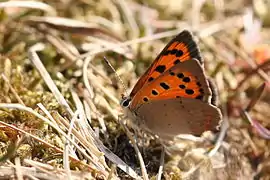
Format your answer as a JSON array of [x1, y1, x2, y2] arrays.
[[130, 60, 211, 109], [130, 30, 202, 98]]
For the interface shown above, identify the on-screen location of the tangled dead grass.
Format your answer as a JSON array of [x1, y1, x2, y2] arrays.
[[0, 0, 270, 179]]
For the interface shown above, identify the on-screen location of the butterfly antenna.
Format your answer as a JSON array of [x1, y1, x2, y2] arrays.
[[103, 56, 128, 98]]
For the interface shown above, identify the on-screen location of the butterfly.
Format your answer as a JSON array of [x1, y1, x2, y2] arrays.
[[121, 30, 222, 140]]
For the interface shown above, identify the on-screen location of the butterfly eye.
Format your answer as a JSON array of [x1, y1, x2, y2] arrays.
[[121, 98, 131, 108]]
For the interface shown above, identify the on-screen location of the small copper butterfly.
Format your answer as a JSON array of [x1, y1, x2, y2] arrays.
[[121, 30, 222, 140]]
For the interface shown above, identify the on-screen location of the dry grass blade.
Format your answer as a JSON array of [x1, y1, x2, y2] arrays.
[[14, 157, 23, 180], [249, 118, 270, 140], [80, 28, 183, 59], [63, 110, 80, 180], [69, 91, 140, 179], [1, 58, 11, 94], [240, 83, 270, 140], [0, 1, 56, 15], [236, 60, 270, 92], [24, 159, 98, 180], [156, 147, 165, 180], [80, 15, 243, 60], [88, 73, 119, 105], [37, 102, 108, 169], [208, 118, 229, 157], [28, 45, 73, 117], [92, 134, 141, 179], [83, 56, 95, 99], [26, 49, 108, 173], [120, 119, 147, 180], [26, 16, 123, 41], [1, 74, 25, 105], [0, 103, 107, 176], [246, 82, 266, 112], [0, 164, 96, 180], [116, 0, 139, 40], [42, 33, 79, 66], [0, 117, 101, 175]]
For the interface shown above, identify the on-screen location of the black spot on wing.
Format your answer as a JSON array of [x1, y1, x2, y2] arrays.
[[143, 97, 149, 102], [171, 49, 177, 55], [177, 73, 184, 79], [152, 89, 158, 95], [179, 84, 186, 89], [174, 59, 181, 65], [155, 65, 166, 73], [185, 89, 194, 95], [160, 82, 170, 90], [183, 77, 191, 82], [148, 77, 154, 82], [169, 70, 175, 76], [163, 49, 183, 57], [163, 50, 170, 56], [175, 50, 183, 57]]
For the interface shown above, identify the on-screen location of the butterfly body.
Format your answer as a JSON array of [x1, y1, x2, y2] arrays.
[[121, 30, 222, 140]]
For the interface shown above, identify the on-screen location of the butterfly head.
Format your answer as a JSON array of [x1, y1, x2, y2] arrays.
[[120, 94, 131, 108], [120, 95, 140, 126]]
